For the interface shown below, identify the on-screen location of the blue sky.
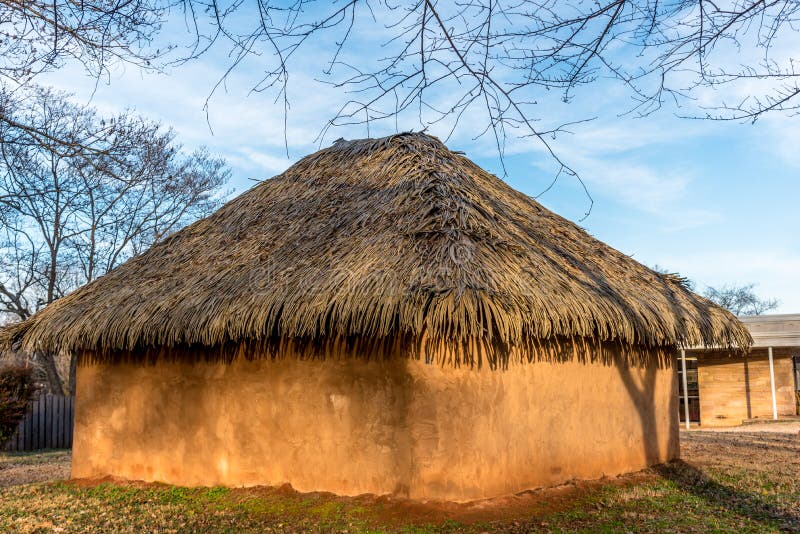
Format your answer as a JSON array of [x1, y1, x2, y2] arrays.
[[40, 11, 800, 312]]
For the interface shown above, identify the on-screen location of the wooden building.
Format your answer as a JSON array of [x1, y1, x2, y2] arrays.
[[1, 133, 748, 501], [678, 314, 800, 427]]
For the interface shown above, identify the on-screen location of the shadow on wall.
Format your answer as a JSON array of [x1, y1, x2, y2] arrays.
[[534, 235, 697, 469], [617, 358, 660, 464], [654, 461, 800, 531], [616, 351, 678, 467]]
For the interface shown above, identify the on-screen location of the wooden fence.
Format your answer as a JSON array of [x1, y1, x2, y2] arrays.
[[4, 394, 74, 451]]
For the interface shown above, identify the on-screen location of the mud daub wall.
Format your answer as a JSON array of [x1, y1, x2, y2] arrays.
[[72, 345, 678, 502], [697, 348, 796, 426]]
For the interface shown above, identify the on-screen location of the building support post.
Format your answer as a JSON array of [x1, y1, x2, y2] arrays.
[[681, 349, 691, 430], [768, 346, 778, 420]]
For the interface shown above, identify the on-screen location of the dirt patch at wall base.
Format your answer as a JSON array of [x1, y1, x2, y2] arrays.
[[67, 468, 655, 527]]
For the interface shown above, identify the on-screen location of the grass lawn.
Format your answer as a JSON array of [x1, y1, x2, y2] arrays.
[[1, 429, 798, 533]]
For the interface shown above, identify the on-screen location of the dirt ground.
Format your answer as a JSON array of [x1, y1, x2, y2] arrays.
[[1, 423, 799, 532], [691, 421, 800, 433], [0, 450, 70, 487]]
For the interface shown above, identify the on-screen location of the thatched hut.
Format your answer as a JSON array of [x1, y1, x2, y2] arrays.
[[0, 133, 749, 501]]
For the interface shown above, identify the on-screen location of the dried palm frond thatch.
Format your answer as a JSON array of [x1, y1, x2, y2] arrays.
[[0, 133, 750, 364]]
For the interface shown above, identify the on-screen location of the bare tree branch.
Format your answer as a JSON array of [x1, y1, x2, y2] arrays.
[[704, 283, 780, 316], [0, 86, 230, 392], [3, 1, 800, 213]]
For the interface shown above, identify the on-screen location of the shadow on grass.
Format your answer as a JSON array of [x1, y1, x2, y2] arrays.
[[654, 460, 800, 532]]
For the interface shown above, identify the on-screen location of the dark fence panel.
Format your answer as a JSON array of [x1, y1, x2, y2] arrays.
[[4, 394, 74, 451]]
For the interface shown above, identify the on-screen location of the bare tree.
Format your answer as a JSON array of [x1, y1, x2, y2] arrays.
[[0, 86, 230, 393], [3, 2, 800, 175], [704, 284, 780, 317], [166, 0, 800, 216], [651, 265, 779, 317], [0, 1, 166, 82], [0, 1, 169, 152]]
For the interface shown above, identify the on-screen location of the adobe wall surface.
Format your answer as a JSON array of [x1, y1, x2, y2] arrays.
[[697, 348, 796, 426], [72, 347, 678, 502]]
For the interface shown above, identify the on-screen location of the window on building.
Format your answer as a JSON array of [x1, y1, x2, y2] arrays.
[[678, 356, 700, 423]]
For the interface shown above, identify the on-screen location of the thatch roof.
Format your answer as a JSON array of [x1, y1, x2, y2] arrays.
[[0, 133, 750, 362]]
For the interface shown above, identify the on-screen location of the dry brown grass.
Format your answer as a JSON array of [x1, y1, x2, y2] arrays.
[[1, 133, 749, 366]]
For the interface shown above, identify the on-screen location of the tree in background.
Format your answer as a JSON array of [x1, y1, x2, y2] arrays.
[[651, 265, 778, 317], [0, 86, 230, 394], [0, 1, 166, 155], [704, 284, 780, 317], [0, 1, 162, 83]]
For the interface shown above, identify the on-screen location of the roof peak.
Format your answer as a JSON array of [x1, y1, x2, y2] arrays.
[[1, 132, 750, 359]]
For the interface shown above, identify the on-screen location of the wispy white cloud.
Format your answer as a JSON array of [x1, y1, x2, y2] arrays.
[[755, 116, 800, 169], [232, 148, 295, 176], [574, 158, 719, 230], [520, 116, 721, 229]]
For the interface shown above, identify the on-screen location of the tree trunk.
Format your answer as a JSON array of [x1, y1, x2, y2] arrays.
[[36, 350, 65, 396], [68, 353, 77, 396]]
